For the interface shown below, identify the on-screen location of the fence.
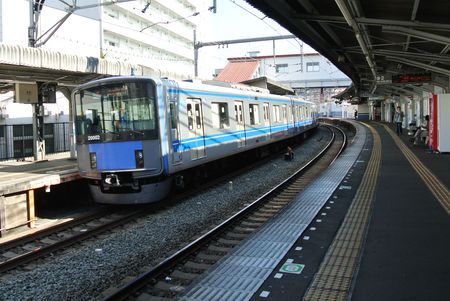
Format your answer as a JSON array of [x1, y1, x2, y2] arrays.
[[0, 122, 70, 160]]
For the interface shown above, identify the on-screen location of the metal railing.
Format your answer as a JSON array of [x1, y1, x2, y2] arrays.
[[0, 122, 70, 161]]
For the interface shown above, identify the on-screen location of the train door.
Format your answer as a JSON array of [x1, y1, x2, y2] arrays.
[[169, 100, 182, 164], [234, 101, 246, 147], [186, 98, 205, 160], [263, 102, 271, 138]]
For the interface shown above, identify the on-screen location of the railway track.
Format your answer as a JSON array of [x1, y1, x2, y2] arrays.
[[0, 206, 152, 274], [0, 126, 328, 276], [101, 124, 346, 301]]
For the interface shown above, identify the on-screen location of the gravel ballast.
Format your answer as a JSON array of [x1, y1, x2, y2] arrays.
[[0, 127, 332, 301]]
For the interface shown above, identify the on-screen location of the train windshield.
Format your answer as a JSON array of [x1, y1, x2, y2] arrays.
[[74, 81, 158, 143]]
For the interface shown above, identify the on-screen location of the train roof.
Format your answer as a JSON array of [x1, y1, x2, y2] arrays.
[[73, 76, 313, 105], [178, 78, 312, 105]]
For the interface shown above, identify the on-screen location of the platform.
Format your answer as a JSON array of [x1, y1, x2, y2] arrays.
[[179, 120, 450, 301], [0, 152, 80, 235]]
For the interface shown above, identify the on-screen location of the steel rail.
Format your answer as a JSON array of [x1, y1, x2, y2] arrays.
[[102, 123, 345, 301]]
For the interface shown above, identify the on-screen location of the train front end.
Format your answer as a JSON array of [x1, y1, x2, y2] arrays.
[[72, 77, 170, 204]]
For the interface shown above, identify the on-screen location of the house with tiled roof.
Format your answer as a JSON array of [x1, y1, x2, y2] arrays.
[[214, 59, 261, 83]]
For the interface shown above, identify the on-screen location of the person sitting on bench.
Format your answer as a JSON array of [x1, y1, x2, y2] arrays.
[[414, 115, 429, 146]]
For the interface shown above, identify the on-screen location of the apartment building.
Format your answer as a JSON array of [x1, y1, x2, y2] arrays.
[[0, 0, 210, 158]]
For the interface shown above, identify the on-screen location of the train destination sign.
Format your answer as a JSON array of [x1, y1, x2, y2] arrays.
[[392, 73, 432, 84]]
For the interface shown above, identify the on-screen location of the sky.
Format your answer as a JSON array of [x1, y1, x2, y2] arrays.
[[198, 0, 317, 78]]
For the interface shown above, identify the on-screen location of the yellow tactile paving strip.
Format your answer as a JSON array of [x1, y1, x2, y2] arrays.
[[303, 123, 381, 301], [382, 124, 450, 215]]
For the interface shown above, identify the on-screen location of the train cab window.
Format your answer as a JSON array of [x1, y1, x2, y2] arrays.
[[73, 80, 158, 143], [249, 104, 260, 125], [212, 102, 229, 129]]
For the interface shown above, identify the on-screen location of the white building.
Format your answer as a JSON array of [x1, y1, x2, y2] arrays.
[[1, 0, 210, 78], [0, 0, 210, 114], [318, 101, 356, 119], [215, 52, 351, 103], [0, 0, 210, 159]]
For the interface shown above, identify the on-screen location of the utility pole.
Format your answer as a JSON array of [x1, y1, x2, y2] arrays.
[[29, 0, 46, 161], [194, 35, 296, 77]]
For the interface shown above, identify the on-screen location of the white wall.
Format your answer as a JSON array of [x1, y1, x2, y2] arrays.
[[0, 91, 69, 122], [258, 54, 351, 88], [0, 0, 30, 45]]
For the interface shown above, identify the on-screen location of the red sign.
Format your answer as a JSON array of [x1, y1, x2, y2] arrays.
[[429, 95, 438, 151], [392, 73, 432, 83]]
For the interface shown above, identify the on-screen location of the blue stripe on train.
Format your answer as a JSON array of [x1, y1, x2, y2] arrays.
[[167, 88, 310, 105], [173, 120, 313, 151]]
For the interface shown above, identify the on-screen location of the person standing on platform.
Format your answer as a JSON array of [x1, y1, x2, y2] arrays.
[[394, 106, 404, 135]]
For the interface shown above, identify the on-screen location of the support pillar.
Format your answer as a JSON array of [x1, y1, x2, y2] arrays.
[[28, 190, 36, 228]]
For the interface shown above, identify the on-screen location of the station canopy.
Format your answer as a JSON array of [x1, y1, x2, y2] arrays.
[[246, 0, 450, 101]]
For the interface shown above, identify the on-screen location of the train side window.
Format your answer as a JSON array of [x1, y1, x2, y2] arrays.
[[263, 103, 270, 122], [249, 104, 260, 125], [187, 103, 194, 130], [169, 103, 177, 130], [273, 105, 280, 123], [195, 103, 202, 129], [212, 102, 229, 129], [234, 102, 244, 125]]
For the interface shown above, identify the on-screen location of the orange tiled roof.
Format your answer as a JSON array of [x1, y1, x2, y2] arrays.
[[215, 60, 260, 83]]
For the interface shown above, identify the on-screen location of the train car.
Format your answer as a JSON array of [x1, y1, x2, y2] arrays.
[[72, 76, 317, 204]]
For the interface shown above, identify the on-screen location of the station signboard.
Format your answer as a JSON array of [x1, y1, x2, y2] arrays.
[[392, 73, 432, 84], [14, 82, 57, 104], [14, 83, 38, 104]]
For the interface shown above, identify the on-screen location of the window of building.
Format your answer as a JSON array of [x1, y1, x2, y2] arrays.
[[212, 102, 229, 129], [106, 40, 118, 47], [306, 62, 319, 72], [249, 104, 260, 125], [275, 63, 288, 73]]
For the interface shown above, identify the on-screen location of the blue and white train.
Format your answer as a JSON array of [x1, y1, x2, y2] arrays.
[[72, 76, 317, 204]]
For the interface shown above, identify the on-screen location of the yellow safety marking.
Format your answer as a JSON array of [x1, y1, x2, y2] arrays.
[[0, 163, 77, 180], [382, 124, 450, 215], [304, 123, 381, 301]]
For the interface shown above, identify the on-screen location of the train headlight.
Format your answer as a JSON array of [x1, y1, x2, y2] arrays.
[[135, 149, 144, 168], [89, 152, 97, 169]]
